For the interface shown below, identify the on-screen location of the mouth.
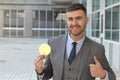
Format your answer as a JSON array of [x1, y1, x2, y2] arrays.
[[72, 25, 80, 31]]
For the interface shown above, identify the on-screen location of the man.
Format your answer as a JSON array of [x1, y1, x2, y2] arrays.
[[34, 2, 116, 80]]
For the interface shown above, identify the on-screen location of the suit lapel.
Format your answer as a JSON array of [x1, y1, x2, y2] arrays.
[[77, 36, 90, 80], [57, 34, 67, 80]]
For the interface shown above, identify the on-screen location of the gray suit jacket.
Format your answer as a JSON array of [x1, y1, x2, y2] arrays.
[[38, 34, 116, 80]]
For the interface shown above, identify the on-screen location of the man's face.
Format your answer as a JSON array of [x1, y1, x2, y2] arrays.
[[66, 10, 88, 37]]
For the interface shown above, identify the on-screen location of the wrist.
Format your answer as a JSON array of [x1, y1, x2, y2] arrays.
[[35, 69, 44, 75], [101, 70, 106, 79]]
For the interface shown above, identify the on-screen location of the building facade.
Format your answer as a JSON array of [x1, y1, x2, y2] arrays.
[[85, 0, 120, 71], [0, 0, 79, 38]]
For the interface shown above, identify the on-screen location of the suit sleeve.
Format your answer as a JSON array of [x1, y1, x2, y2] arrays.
[[36, 54, 53, 80], [98, 46, 116, 80], [37, 39, 53, 80], [42, 39, 53, 80]]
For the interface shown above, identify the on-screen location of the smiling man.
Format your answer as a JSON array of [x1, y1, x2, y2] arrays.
[[34, 2, 116, 80]]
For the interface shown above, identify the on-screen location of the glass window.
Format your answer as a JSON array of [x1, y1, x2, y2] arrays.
[[105, 8, 111, 40], [47, 11, 53, 28], [54, 30, 59, 36], [18, 10, 24, 28], [82, 0, 87, 7], [11, 10, 16, 28], [32, 30, 38, 37], [92, 12, 100, 37], [61, 11, 66, 29], [105, 31, 111, 40], [3, 29, 9, 37], [105, 6, 119, 42], [40, 30, 46, 38], [47, 30, 52, 37], [3, 10, 24, 37], [61, 30, 66, 35], [105, 0, 112, 7], [18, 30, 23, 37], [113, 0, 120, 4], [105, 9, 111, 30], [32, 9, 66, 38], [40, 10, 46, 28], [106, 0, 120, 6], [11, 30, 16, 37], [54, 11, 60, 28], [112, 6, 119, 41], [4, 10, 9, 27], [33, 10, 39, 28], [92, 0, 100, 11]]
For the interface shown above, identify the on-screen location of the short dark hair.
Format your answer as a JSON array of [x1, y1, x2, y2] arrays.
[[66, 2, 87, 15]]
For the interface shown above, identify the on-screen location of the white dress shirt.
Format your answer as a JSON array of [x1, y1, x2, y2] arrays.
[[66, 34, 109, 80]]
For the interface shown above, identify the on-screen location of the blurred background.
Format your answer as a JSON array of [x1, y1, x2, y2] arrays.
[[0, 0, 120, 80]]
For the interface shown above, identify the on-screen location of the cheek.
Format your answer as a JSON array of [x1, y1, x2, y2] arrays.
[[67, 22, 72, 27]]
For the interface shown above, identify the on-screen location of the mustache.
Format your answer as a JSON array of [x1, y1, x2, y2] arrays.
[[71, 25, 81, 27]]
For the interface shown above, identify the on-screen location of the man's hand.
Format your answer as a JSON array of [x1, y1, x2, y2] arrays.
[[34, 55, 45, 74], [89, 56, 106, 78]]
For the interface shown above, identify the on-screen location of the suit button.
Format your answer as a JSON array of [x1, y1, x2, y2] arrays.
[[68, 68, 71, 71], [68, 76, 70, 79]]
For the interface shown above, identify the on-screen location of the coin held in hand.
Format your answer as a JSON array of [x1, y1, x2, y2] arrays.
[[39, 43, 51, 56]]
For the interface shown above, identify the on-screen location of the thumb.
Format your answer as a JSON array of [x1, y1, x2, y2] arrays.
[[94, 56, 100, 65]]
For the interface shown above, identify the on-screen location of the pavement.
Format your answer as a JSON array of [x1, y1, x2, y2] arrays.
[[0, 37, 119, 80], [0, 38, 47, 80]]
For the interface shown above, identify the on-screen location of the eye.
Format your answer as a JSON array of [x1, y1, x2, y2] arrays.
[[68, 17, 73, 21], [76, 16, 82, 20]]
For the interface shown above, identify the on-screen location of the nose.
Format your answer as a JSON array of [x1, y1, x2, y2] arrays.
[[72, 19, 77, 25]]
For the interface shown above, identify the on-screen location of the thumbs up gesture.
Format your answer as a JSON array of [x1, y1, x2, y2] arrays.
[[89, 56, 106, 78]]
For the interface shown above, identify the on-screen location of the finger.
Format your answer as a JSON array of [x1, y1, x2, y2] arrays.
[[40, 55, 46, 59], [94, 56, 100, 65], [36, 60, 44, 67], [89, 64, 95, 68], [34, 55, 45, 64]]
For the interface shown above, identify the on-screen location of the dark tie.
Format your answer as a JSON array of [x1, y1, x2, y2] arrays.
[[68, 42, 77, 65]]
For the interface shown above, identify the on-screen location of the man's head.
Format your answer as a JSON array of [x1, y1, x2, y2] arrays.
[[66, 2, 88, 40], [66, 2, 87, 16]]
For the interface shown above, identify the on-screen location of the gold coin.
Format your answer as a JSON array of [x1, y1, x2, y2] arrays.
[[38, 43, 51, 56]]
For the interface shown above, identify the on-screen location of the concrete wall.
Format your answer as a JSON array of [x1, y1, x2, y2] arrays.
[[0, 0, 49, 5]]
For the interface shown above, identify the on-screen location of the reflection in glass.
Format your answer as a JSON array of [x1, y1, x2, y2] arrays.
[[92, 12, 100, 37], [4, 10, 9, 27], [105, 0, 112, 6], [3, 10, 24, 37], [113, 0, 120, 4], [32, 10, 66, 38], [40, 11, 46, 28], [112, 6, 119, 41], [92, 0, 100, 11], [33, 10, 39, 28], [105, 8, 111, 40], [18, 30, 23, 37], [105, 6, 119, 42], [11, 30, 16, 37], [47, 11, 53, 28], [11, 10, 16, 28], [18, 10, 24, 28], [3, 30, 9, 37]]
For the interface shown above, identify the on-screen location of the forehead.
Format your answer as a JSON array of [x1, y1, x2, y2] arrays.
[[66, 10, 86, 17]]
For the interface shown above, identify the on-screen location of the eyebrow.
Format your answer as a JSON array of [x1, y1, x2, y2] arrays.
[[67, 16, 83, 19]]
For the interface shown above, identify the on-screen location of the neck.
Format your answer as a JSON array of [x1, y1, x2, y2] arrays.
[[70, 33, 84, 41]]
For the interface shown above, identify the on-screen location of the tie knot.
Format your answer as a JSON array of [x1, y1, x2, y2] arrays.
[[72, 42, 77, 47]]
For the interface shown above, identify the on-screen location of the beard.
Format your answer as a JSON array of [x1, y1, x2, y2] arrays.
[[68, 25, 85, 36], [69, 30, 83, 36]]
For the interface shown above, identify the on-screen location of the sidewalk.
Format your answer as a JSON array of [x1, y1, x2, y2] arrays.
[[0, 38, 119, 80], [0, 38, 47, 80]]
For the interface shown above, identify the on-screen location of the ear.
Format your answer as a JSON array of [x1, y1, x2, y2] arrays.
[[86, 17, 89, 24]]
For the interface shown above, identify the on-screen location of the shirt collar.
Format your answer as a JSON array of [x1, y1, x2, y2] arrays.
[[67, 33, 85, 45]]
